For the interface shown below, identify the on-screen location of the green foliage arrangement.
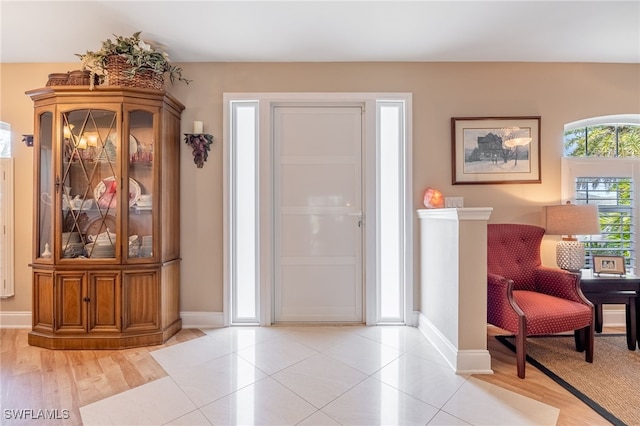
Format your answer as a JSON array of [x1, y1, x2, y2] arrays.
[[76, 31, 191, 88]]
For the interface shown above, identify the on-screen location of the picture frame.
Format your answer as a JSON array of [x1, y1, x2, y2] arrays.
[[451, 116, 541, 184], [592, 255, 626, 276]]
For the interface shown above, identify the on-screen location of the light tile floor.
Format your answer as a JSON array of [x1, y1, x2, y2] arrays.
[[80, 325, 559, 425]]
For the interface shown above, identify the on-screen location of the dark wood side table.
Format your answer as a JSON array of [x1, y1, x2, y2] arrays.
[[580, 269, 639, 350]]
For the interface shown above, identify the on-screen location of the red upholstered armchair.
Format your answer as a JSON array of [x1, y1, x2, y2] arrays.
[[487, 224, 594, 379]]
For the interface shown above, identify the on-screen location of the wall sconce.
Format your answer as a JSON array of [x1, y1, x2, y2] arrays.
[[184, 121, 214, 168], [545, 201, 601, 271], [22, 135, 34, 147], [184, 133, 214, 169]]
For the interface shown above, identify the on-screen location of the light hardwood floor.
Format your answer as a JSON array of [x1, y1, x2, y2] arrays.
[[478, 326, 613, 426], [1, 328, 205, 426], [1, 326, 617, 425]]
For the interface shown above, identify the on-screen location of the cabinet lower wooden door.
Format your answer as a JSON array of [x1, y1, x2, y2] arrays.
[[122, 270, 159, 332], [55, 271, 86, 333], [32, 271, 54, 332], [88, 272, 121, 333]]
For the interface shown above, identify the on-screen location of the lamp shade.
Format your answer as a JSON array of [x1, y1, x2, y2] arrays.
[[545, 203, 600, 237], [545, 202, 600, 271]]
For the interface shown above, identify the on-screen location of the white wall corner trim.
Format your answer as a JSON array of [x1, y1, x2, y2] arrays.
[[180, 311, 225, 329], [416, 208, 493, 375], [409, 310, 420, 327], [455, 350, 494, 375], [0, 311, 31, 328], [418, 313, 493, 375], [418, 313, 457, 371]]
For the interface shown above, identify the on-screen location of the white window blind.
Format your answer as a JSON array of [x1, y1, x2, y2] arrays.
[[576, 177, 635, 271], [562, 157, 639, 275]]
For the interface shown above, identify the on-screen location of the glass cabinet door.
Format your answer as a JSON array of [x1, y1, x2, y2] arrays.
[[60, 108, 118, 260], [127, 109, 154, 260], [37, 111, 54, 260]]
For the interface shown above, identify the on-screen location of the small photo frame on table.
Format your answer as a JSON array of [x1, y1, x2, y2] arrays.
[[451, 116, 541, 185], [592, 255, 626, 276]]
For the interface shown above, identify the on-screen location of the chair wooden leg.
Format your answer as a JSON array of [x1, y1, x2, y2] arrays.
[[573, 326, 593, 361], [574, 328, 585, 352], [585, 325, 594, 363], [515, 316, 527, 379], [516, 332, 526, 379]]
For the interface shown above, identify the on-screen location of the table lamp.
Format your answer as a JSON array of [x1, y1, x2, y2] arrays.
[[545, 201, 600, 272]]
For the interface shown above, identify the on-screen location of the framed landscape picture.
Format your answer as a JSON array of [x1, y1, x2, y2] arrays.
[[451, 116, 541, 184]]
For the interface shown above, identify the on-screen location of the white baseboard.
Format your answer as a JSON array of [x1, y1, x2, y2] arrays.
[[0, 311, 31, 328], [603, 308, 626, 328], [408, 310, 420, 327], [417, 312, 493, 375], [179, 311, 225, 329], [455, 350, 494, 375]]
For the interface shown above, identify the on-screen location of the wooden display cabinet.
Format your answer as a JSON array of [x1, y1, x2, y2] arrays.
[[27, 86, 184, 349]]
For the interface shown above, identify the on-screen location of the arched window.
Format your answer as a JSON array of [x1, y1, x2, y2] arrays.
[[562, 115, 639, 272], [564, 114, 640, 157]]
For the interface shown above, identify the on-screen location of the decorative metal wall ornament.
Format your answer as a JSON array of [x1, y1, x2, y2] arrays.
[[184, 133, 214, 168], [22, 134, 34, 147]]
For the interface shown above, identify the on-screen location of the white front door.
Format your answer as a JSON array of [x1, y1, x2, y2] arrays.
[[273, 105, 363, 322]]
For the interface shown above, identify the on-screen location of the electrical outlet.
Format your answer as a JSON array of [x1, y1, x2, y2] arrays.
[[445, 197, 464, 208]]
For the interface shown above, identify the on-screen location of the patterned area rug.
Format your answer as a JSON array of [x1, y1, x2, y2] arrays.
[[496, 334, 640, 426]]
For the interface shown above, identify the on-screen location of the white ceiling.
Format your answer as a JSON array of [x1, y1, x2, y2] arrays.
[[1, 1, 639, 64]]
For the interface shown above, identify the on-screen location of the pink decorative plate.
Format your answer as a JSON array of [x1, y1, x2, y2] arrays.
[[94, 177, 141, 209]]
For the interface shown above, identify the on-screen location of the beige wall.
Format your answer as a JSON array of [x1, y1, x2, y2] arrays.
[[1, 62, 639, 315]]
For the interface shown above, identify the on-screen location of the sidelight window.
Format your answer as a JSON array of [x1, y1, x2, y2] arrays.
[[0, 122, 14, 297]]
